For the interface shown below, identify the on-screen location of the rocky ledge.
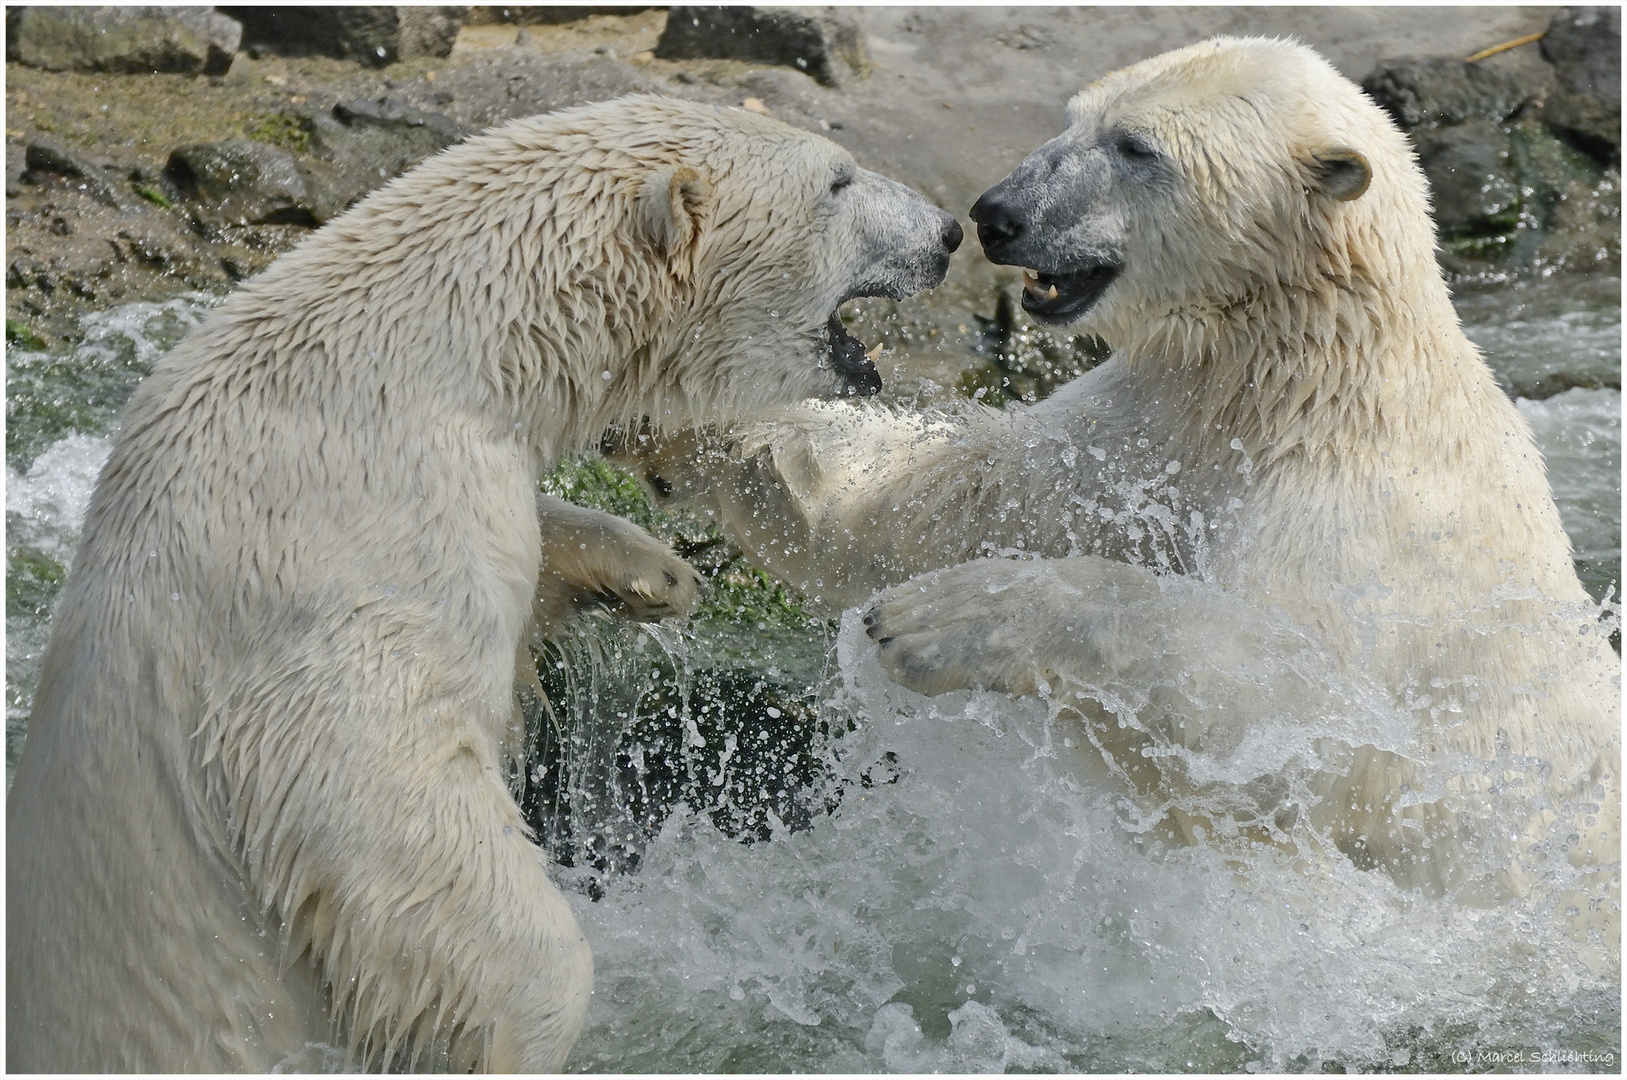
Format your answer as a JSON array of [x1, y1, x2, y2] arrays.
[[6, 6, 1619, 401]]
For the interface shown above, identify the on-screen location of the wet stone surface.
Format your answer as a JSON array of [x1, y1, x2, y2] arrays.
[[1361, 7, 1620, 277], [6, 8, 1619, 366]]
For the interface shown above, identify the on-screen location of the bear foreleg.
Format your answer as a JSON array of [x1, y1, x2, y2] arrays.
[[532, 495, 704, 632], [257, 701, 595, 1071]]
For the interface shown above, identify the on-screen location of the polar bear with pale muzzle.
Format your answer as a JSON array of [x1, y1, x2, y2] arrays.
[[6, 94, 961, 1072]]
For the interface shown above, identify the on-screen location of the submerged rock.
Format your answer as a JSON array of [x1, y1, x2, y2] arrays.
[[6, 6, 240, 76]]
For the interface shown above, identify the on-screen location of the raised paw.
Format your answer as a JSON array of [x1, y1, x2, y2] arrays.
[[864, 560, 1067, 697], [535, 495, 706, 633], [575, 545, 705, 623]]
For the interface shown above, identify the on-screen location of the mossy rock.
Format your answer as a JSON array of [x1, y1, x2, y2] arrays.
[[6, 550, 67, 621], [522, 454, 845, 887]]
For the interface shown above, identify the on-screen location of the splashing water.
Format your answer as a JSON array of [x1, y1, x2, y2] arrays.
[[559, 610, 1618, 1074], [6, 297, 215, 773], [3, 281, 1619, 1070]]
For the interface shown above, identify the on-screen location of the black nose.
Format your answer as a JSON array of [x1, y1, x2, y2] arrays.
[[942, 216, 964, 253], [969, 191, 1024, 252]]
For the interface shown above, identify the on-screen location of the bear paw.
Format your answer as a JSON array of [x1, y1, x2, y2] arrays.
[[864, 559, 1070, 697], [863, 554, 1170, 698], [572, 543, 704, 623], [535, 496, 705, 632]]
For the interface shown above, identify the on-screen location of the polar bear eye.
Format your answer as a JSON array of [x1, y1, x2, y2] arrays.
[[1114, 133, 1157, 162], [829, 168, 855, 195]]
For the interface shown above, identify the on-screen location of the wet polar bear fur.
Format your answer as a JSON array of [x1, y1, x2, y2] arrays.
[[628, 40, 1620, 916], [6, 95, 958, 1072]]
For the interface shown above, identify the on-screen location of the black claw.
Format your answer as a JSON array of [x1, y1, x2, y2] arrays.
[[875, 635, 893, 646], [863, 610, 877, 626]]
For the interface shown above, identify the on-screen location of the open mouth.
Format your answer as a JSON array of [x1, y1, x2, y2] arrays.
[[1020, 262, 1121, 323], [826, 313, 883, 397]]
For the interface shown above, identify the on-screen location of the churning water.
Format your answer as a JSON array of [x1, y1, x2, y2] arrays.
[[560, 613, 1618, 1073], [4, 278, 1620, 1071]]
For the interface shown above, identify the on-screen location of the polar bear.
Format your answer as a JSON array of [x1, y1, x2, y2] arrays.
[[625, 40, 1620, 916], [6, 95, 960, 1072]]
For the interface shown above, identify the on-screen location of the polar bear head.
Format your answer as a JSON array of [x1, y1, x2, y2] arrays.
[[312, 95, 961, 448], [967, 37, 1434, 347], [428, 95, 962, 430], [626, 96, 964, 408]]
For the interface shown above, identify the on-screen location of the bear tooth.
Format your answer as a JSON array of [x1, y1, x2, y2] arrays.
[[1045, 284, 1059, 301], [866, 343, 883, 362], [1023, 269, 1040, 290]]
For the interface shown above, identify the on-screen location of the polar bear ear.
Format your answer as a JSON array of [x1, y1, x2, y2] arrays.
[[639, 166, 711, 258], [1305, 147, 1371, 202]]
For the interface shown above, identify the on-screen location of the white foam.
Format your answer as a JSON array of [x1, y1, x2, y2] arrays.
[[564, 612, 1616, 1072], [6, 433, 113, 561]]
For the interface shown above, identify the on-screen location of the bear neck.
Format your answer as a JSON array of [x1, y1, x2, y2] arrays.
[[1118, 263, 1491, 476], [229, 176, 707, 476]]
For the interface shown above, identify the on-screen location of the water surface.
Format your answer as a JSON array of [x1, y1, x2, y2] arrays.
[[3, 279, 1619, 1071]]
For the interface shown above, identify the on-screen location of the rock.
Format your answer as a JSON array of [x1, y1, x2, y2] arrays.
[[223, 7, 467, 67], [163, 141, 318, 227], [655, 6, 869, 88], [1428, 117, 1614, 271], [299, 99, 462, 219], [7, 138, 27, 199], [1540, 6, 1620, 163], [331, 97, 463, 145], [1360, 58, 1531, 130], [22, 139, 124, 207], [466, 7, 657, 25], [1412, 119, 1521, 236], [7, 6, 240, 76]]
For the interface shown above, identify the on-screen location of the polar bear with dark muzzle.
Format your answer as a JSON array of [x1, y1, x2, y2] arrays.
[[6, 94, 960, 1073], [621, 41, 1619, 935]]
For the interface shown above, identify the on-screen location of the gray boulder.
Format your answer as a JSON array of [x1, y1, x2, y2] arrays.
[[1360, 58, 1530, 130], [7, 6, 240, 75], [22, 138, 124, 207], [163, 141, 318, 227], [1540, 6, 1620, 162], [655, 6, 868, 88], [223, 7, 467, 66], [299, 98, 463, 219]]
